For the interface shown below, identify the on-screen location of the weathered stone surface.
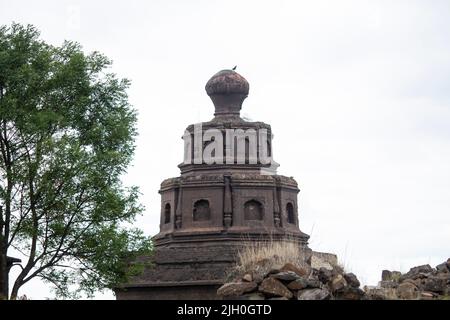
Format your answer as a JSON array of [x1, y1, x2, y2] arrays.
[[238, 293, 265, 300], [382, 270, 401, 282], [287, 278, 308, 291], [252, 273, 265, 284], [397, 282, 418, 300], [259, 277, 293, 299], [379, 280, 398, 289], [217, 282, 258, 297], [272, 271, 301, 282], [364, 290, 385, 300], [436, 262, 449, 273], [306, 278, 322, 289], [251, 259, 272, 284], [318, 267, 333, 284], [311, 252, 338, 269], [402, 278, 421, 289], [420, 291, 436, 300], [311, 255, 333, 271], [268, 297, 288, 300], [344, 273, 360, 288], [422, 276, 447, 294], [330, 274, 348, 293], [410, 273, 430, 281], [216, 256, 450, 300], [335, 287, 365, 300], [280, 263, 308, 277], [298, 288, 331, 300], [406, 264, 434, 277], [439, 272, 450, 282], [242, 274, 253, 282], [381, 270, 392, 281], [268, 268, 281, 275], [364, 287, 395, 300], [391, 271, 402, 282], [332, 265, 345, 276], [400, 271, 428, 283]]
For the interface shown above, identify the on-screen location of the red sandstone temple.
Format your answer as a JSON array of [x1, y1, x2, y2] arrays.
[[115, 69, 311, 299]]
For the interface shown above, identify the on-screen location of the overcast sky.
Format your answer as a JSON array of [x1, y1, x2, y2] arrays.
[[1, 0, 450, 299]]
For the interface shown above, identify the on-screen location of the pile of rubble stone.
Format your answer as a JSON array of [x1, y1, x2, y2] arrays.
[[217, 258, 450, 300], [365, 258, 450, 300], [217, 260, 365, 300]]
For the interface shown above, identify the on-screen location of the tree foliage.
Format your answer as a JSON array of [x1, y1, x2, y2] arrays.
[[0, 23, 152, 299]]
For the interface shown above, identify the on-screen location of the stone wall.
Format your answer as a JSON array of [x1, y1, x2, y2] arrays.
[[311, 251, 338, 270]]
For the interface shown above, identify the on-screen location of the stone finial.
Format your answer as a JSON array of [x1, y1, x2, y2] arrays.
[[205, 69, 249, 118]]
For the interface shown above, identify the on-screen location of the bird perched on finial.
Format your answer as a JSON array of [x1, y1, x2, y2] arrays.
[[232, 65, 237, 71]]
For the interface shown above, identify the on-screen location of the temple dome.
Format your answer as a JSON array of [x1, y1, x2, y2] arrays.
[[205, 69, 249, 117]]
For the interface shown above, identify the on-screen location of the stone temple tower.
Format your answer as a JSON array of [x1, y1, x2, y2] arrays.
[[115, 70, 310, 299]]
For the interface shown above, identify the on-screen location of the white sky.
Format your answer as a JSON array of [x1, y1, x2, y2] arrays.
[[1, 0, 449, 299]]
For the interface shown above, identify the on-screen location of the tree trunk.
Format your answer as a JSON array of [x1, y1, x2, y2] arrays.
[[0, 251, 8, 300], [10, 279, 20, 300], [0, 206, 8, 299]]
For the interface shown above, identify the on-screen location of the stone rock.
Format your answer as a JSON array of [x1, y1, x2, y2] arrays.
[[287, 278, 309, 291], [379, 280, 398, 289], [364, 289, 385, 300], [381, 270, 392, 281], [335, 287, 365, 300], [405, 264, 433, 278], [297, 288, 331, 300], [400, 272, 427, 283], [397, 282, 418, 300], [409, 273, 430, 281], [242, 274, 253, 282], [382, 271, 401, 282], [310, 255, 334, 271], [251, 259, 272, 283], [306, 278, 322, 289], [344, 273, 360, 288], [332, 265, 345, 276], [391, 271, 402, 282], [235, 293, 265, 300], [311, 252, 338, 268], [217, 282, 258, 297], [318, 267, 333, 284], [439, 272, 450, 282], [422, 276, 447, 294], [436, 262, 449, 273], [403, 278, 423, 291], [259, 277, 293, 299], [272, 271, 301, 282], [268, 268, 281, 275], [363, 285, 377, 291], [420, 291, 436, 300], [364, 287, 396, 300], [403, 278, 421, 286], [447, 258, 450, 270], [252, 273, 264, 284], [280, 263, 308, 277], [268, 297, 288, 300], [330, 274, 348, 293]]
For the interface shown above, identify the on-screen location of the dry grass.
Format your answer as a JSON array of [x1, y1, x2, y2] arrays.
[[231, 238, 309, 279]]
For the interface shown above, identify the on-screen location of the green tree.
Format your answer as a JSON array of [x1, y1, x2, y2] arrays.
[[0, 23, 152, 299]]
